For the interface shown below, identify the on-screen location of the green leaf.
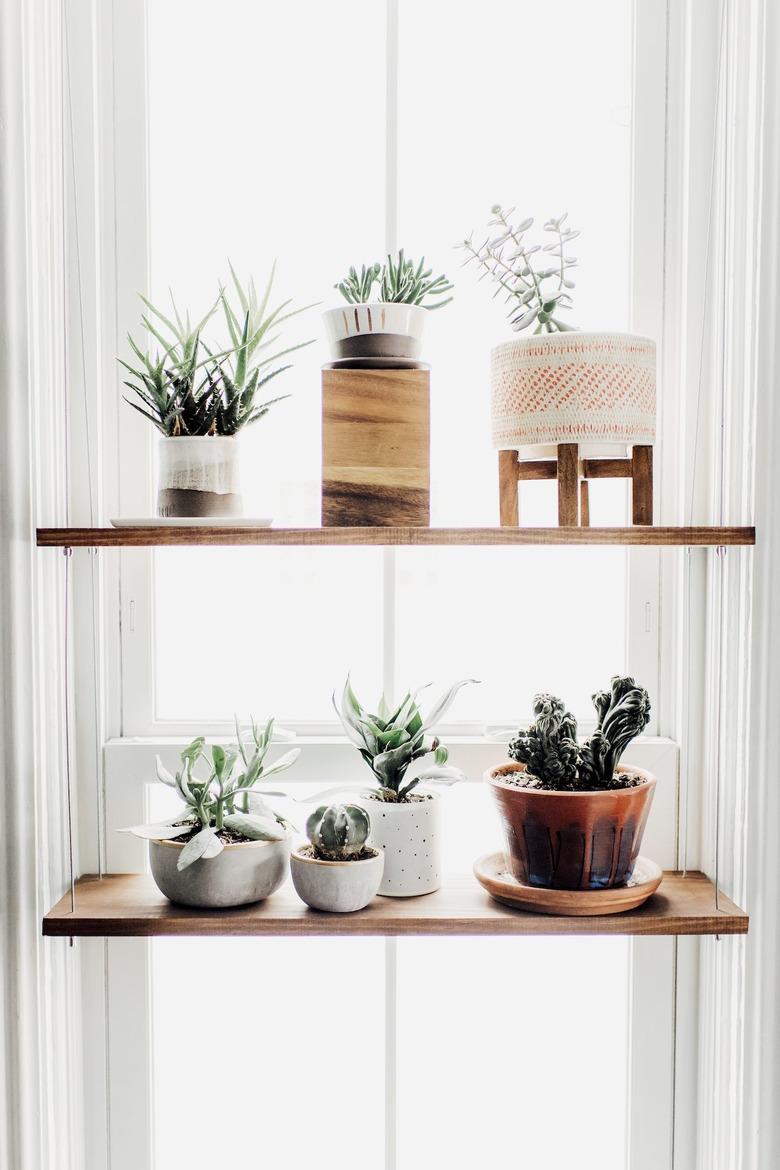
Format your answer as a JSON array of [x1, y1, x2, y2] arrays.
[[177, 826, 223, 871], [222, 812, 287, 842]]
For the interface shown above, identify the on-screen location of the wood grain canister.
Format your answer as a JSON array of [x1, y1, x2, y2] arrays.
[[321, 367, 430, 526]]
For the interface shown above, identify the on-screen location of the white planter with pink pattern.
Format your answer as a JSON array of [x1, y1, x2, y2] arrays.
[[490, 332, 656, 455]]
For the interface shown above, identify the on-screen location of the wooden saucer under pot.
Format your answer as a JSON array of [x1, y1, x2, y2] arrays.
[[473, 851, 663, 916]]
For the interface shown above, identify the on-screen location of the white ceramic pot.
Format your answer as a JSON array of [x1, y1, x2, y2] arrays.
[[354, 791, 441, 897], [290, 846, 384, 913], [490, 332, 656, 453], [322, 302, 427, 362], [148, 835, 290, 908], [157, 435, 243, 518]]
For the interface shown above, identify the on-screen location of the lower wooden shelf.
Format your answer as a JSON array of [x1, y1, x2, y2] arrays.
[[42, 871, 748, 938]]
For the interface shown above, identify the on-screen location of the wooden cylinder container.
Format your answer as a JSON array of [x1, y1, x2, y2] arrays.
[[321, 367, 430, 526]]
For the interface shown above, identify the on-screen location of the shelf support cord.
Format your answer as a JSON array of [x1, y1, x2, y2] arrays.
[[63, 548, 76, 935]]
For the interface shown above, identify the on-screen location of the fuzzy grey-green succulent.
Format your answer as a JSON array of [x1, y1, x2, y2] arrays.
[[507, 677, 651, 791], [335, 677, 476, 801], [459, 205, 579, 334], [120, 717, 300, 870], [306, 803, 371, 860], [120, 265, 314, 436]]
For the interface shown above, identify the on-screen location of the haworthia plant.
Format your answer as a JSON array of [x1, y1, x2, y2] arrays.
[[306, 803, 371, 861], [119, 717, 300, 870], [335, 249, 453, 309], [335, 676, 477, 801], [459, 205, 579, 333], [120, 266, 315, 436], [507, 677, 651, 791]]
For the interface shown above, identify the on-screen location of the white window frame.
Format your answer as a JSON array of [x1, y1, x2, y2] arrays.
[[65, 3, 721, 1170]]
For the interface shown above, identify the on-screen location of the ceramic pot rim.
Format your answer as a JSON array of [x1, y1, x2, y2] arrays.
[[491, 331, 656, 354], [359, 787, 440, 806], [152, 832, 290, 853], [323, 301, 430, 318], [291, 845, 382, 867], [484, 761, 656, 796]]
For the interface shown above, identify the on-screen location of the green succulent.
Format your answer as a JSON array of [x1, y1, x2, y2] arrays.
[[306, 803, 371, 861], [334, 249, 453, 309], [507, 677, 651, 791], [120, 717, 300, 870], [120, 265, 314, 436], [335, 676, 476, 801]]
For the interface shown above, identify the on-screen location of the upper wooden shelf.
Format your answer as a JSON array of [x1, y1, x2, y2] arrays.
[[42, 871, 748, 939], [36, 525, 756, 548]]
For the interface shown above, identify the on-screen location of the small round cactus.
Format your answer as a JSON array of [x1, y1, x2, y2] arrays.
[[306, 803, 371, 861]]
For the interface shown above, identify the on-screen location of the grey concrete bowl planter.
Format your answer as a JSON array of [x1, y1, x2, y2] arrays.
[[149, 835, 291, 909], [290, 846, 384, 913]]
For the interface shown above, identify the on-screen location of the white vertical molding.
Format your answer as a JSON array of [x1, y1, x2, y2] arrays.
[[0, 0, 85, 1167]]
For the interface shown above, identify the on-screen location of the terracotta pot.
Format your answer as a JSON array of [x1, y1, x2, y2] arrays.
[[484, 761, 656, 891]]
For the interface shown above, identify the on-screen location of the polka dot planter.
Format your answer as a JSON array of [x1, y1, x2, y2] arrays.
[[355, 791, 441, 897]]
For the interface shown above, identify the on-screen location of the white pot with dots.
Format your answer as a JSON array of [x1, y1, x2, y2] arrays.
[[355, 790, 441, 897]]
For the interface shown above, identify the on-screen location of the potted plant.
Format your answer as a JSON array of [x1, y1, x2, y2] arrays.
[[335, 677, 475, 896], [459, 206, 655, 456], [322, 249, 453, 363], [290, 802, 384, 913], [484, 677, 654, 890], [120, 718, 300, 908], [120, 265, 313, 518]]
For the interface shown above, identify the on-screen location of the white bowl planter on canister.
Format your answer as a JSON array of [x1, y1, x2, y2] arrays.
[[290, 846, 384, 913], [157, 435, 243, 518], [148, 835, 290, 908], [491, 332, 656, 457], [354, 791, 441, 897], [322, 302, 427, 363]]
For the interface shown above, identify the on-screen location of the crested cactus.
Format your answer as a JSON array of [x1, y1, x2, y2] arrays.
[[507, 693, 580, 786], [578, 677, 652, 788], [507, 677, 651, 790], [306, 803, 371, 861]]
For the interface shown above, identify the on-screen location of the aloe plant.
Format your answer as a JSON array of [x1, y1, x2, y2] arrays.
[[120, 718, 300, 870], [459, 206, 579, 333], [335, 677, 476, 801], [120, 266, 314, 436], [306, 803, 371, 860], [334, 249, 453, 309], [507, 677, 651, 791]]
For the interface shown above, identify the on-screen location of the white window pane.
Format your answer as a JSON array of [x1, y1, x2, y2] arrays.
[[397, 936, 629, 1169], [153, 547, 384, 721], [395, 0, 633, 719], [151, 938, 385, 1169]]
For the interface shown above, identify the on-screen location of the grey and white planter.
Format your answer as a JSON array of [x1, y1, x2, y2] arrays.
[[148, 834, 290, 908], [157, 435, 243, 518], [491, 332, 656, 458], [322, 302, 427, 363], [354, 790, 442, 897], [290, 846, 384, 913]]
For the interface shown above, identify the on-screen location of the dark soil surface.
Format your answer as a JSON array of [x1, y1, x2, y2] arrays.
[[366, 791, 433, 804], [495, 770, 646, 793], [169, 822, 258, 846], [296, 845, 378, 862]]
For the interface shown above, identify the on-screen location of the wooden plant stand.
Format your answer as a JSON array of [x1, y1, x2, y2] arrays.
[[498, 443, 654, 527], [322, 366, 430, 526]]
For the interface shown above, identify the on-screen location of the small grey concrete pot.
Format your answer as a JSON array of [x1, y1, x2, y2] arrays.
[[290, 846, 384, 913], [149, 835, 291, 909]]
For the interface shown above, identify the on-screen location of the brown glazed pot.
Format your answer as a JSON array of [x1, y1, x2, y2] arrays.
[[484, 761, 656, 891]]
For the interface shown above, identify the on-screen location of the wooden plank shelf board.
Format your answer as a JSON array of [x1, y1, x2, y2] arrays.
[[36, 525, 756, 548], [42, 871, 748, 938]]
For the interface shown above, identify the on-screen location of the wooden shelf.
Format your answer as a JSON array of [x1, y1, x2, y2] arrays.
[[36, 525, 756, 548], [42, 871, 748, 938]]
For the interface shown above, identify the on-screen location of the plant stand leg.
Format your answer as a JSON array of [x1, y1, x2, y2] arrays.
[[580, 479, 590, 526], [498, 449, 519, 525], [632, 445, 654, 525], [557, 443, 579, 525]]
